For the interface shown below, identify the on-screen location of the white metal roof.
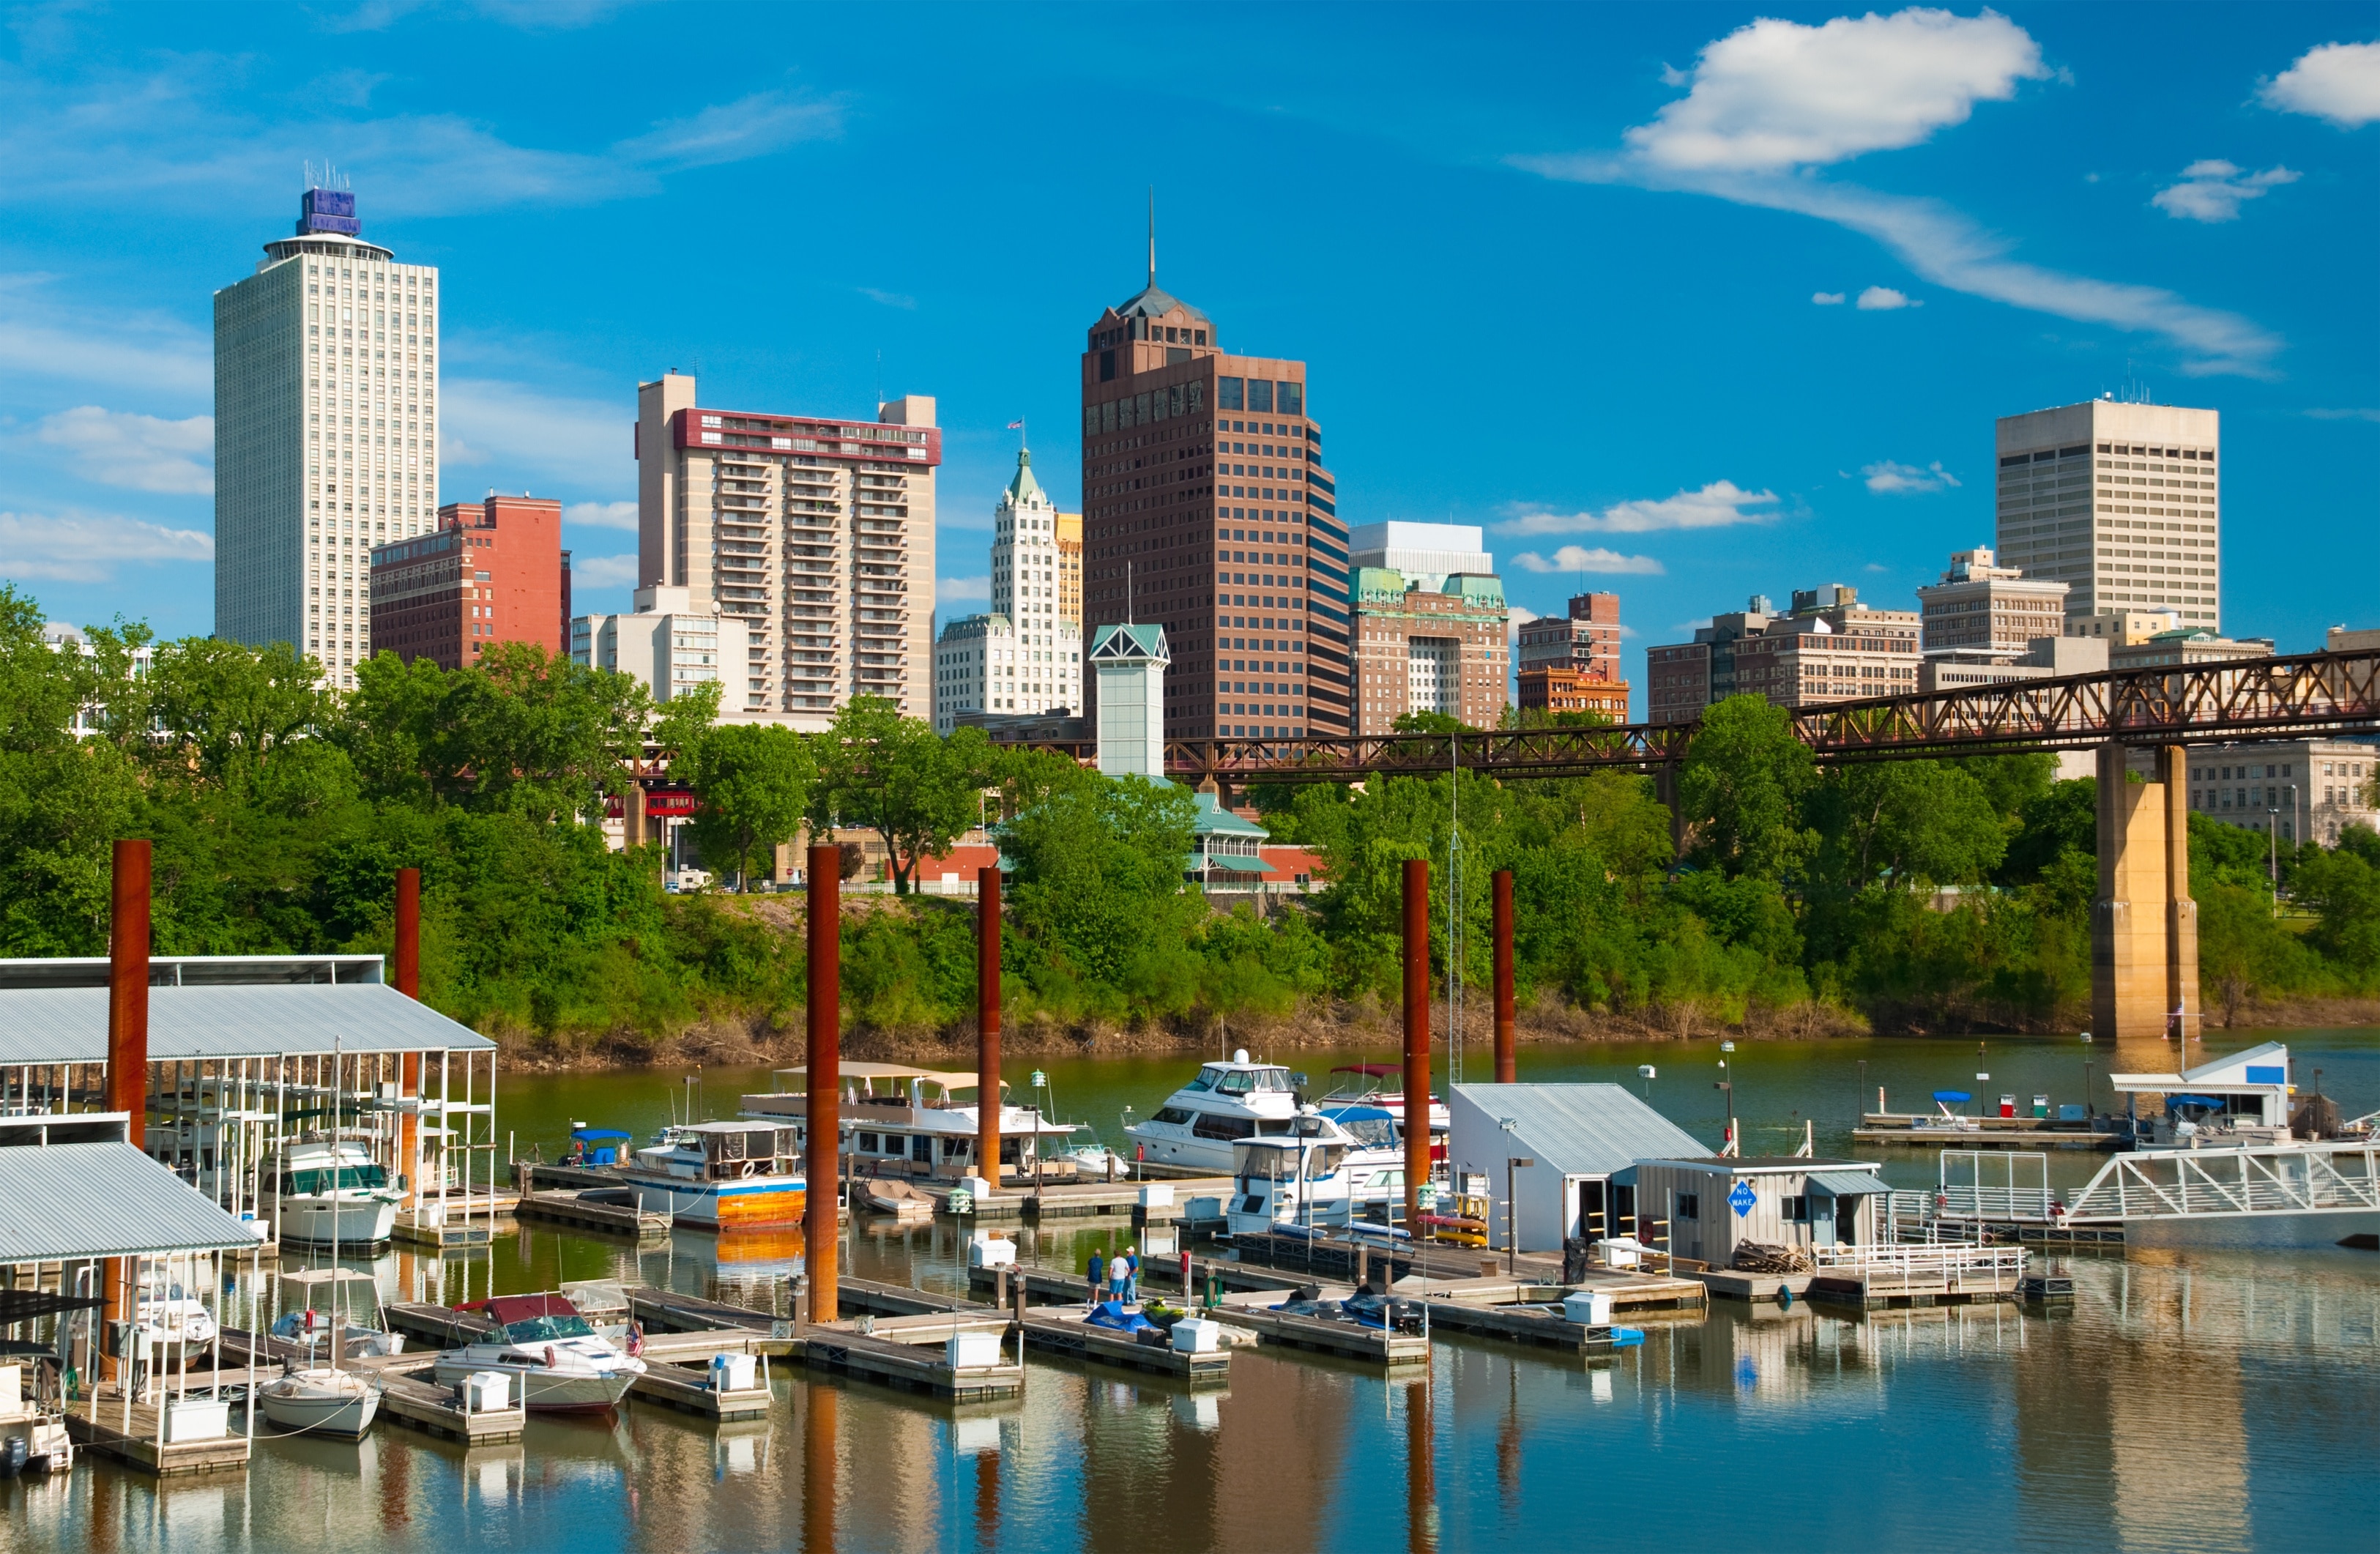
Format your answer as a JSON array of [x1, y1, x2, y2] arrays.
[[1449, 1083, 1710, 1178], [0, 1141, 263, 1263], [0, 983, 497, 1065]]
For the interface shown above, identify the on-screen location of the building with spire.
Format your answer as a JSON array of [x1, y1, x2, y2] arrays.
[[988, 447, 1081, 713], [1077, 221, 1351, 742], [214, 183, 442, 688]]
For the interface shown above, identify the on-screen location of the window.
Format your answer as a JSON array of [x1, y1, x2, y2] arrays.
[[1782, 1194, 1810, 1222], [1279, 381, 1303, 416], [1249, 379, 1274, 413], [1219, 377, 1244, 411], [1677, 1192, 1700, 1222]]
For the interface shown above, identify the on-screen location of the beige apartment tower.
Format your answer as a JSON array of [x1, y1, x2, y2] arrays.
[[636, 373, 938, 725], [1994, 401, 2221, 632]]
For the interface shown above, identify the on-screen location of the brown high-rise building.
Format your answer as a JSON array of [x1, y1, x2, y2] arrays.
[[1517, 590, 1624, 683], [370, 493, 567, 671], [1078, 264, 1349, 740]]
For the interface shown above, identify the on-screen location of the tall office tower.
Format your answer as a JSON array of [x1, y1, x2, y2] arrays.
[[1079, 262, 1350, 741], [215, 185, 441, 688], [371, 495, 567, 671], [1517, 590, 1623, 683], [1994, 401, 2221, 631], [636, 373, 938, 726], [987, 449, 1082, 714]]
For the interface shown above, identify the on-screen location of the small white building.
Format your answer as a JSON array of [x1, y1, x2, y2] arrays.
[[1629, 1157, 1889, 1267], [1091, 622, 1169, 778], [932, 611, 1020, 734], [574, 584, 753, 713], [1446, 1084, 1708, 1254]]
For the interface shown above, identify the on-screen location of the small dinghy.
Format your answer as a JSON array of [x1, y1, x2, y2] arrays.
[[863, 1178, 935, 1222]]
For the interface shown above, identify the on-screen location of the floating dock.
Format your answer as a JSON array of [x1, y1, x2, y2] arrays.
[[627, 1355, 774, 1422], [62, 1386, 252, 1476], [1214, 1290, 1429, 1369], [796, 1314, 1023, 1401], [1014, 1307, 1234, 1388], [514, 1187, 669, 1242], [1691, 1246, 2028, 1308], [922, 1176, 1227, 1224], [1855, 1113, 2126, 1151], [1418, 1299, 1640, 1356]]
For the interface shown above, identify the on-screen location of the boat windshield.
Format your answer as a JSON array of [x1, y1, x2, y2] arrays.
[[1213, 1068, 1293, 1096], [500, 1314, 597, 1344], [1330, 1116, 1397, 1148], [286, 1164, 390, 1194], [1186, 1068, 1221, 1093]]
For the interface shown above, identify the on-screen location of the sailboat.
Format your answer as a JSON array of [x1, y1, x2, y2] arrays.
[[256, 1038, 384, 1440]]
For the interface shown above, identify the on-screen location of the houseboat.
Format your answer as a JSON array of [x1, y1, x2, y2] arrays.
[[612, 1120, 806, 1230], [740, 1063, 1087, 1183], [270, 1136, 404, 1247], [1126, 1050, 1309, 1173]]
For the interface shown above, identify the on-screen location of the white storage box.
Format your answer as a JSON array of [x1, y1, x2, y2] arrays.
[[947, 1330, 1004, 1369], [0, 1363, 26, 1423], [165, 1398, 229, 1443], [968, 1230, 1016, 1268], [960, 1175, 994, 1205], [457, 1370, 510, 1411], [1169, 1318, 1220, 1355], [1137, 1183, 1175, 1209], [710, 1352, 757, 1392], [1563, 1290, 1615, 1326]]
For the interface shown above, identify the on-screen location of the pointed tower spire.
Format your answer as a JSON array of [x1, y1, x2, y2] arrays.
[[1147, 187, 1156, 288]]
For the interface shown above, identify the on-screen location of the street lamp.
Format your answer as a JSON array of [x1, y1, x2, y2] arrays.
[[1504, 1150, 1536, 1276], [1714, 1058, 1736, 1156], [2268, 784, 2298, 918]]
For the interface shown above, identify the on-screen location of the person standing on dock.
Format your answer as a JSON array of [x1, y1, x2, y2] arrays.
[[1109, 1252, 1131, 1306], [1087, 1249, 1105, 1306], [1122, 1245, 1140, 1304]]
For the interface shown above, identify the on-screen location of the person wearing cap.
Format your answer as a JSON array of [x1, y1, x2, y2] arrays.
[[1122, 1245, 1140, 1304]]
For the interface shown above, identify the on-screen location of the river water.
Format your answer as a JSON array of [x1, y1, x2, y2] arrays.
[[8, 1030, 2377, 1553]]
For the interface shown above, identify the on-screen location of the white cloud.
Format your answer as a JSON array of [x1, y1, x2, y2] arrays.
[[939, 576, 989, 601], [2259, 40, 2380, 128], [440, 378, 623, 486], [564, 499, 638, 531], [0, 509, 212, 582], [1511, 547, 1666, 576], [569, 553, 639, 587], [1497, 480, 1780, 537], [613, 92, 845, 173], [2151, 160, 2301, 223], [0, 275, 210, 398], [1621, 8, 2047, 174], [1862, 459, 1960, 494], [1856, 284, 1916, 310], [1514, 8, 2286, 376], [2305, 407, 2380, 423], [33, 406, 212, 494], [1812, 290, 1847, 305]]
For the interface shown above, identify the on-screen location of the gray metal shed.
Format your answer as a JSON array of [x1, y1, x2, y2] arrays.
[[1629, 1157, 1888, 1268], [1448, 1084, 1711, 1254]]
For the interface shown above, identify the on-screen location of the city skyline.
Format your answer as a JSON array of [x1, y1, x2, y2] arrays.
[[2, 6, 2374, 720]]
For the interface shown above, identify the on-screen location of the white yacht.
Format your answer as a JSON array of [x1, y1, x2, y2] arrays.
[[1224, 1122, 1354, 1238], [272, 1137, 402, 1247], [740, 1063, 1086, 1184], [613, 1120, 807, 1230], [256, 1367, 380, 1440], [1125, 1050, 1306, 1173], [431, 1293, 646, 1413]]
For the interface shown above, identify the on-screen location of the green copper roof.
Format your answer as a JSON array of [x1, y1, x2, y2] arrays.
[[1190, 789, 1268, 839], [1090, 622, 1170, 663], [1005, 447, 1046, 508]]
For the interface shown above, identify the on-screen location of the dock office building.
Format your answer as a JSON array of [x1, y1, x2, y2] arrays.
[[1446, 1084, 1707, 1256]]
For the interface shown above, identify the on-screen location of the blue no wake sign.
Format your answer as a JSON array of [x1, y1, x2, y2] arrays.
[[1728, 1181, 1757, 1218]]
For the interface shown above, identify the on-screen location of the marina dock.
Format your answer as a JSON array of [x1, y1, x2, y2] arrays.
[[1214, 1289, 1430, 1368], [513, 1186, 669, 1241], [1689, 1244, 2028, 1308], [923, 1175, 1230, 1224], [1014, 1306, 1235, 1387], [1418, 1298, 1640, 1356], [62, 1383, 253, 1476], [795, 1312, 1024, 1401]]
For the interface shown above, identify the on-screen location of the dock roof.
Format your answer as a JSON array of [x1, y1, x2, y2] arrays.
[[0, 982, 496, 1065], [1449, 1083, 1708, 1178], [0, 1140, 264, 1263]]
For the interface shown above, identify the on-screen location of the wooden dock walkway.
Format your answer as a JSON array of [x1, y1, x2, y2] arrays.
[[1015, 1308, 1234, 1388], [62, 1385, 252, 1476], [514, 1187, 669, 1242], [1213, 1291, 1430, 1369], [1420, 1299, 1641, 1356], [796, 1320, 1023, 1402]]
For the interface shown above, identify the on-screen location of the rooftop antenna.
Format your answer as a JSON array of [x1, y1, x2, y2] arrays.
[[1147, 187, 1156, 289], [1128, 561, 1135, 622]]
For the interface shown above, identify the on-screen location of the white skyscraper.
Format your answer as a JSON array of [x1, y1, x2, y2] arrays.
[[987, 447, 1082, 715], [214, 184, 441, 687], [1993, 400, 2220, 632]]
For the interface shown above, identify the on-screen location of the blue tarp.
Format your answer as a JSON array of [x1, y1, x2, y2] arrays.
[[571, 1127, 633, 1141], [1932, 1090, 1973, 1104], [2166, 1095, 2227, 1109]]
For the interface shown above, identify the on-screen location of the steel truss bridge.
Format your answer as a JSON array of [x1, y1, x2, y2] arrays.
[[1108, 647, 2380, 787]]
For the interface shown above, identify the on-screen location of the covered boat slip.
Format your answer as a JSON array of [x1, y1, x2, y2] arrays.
[[743, 1063, 1087, 1184], [0, 1115, 267, 1475], [0, 955, 505, 1249]]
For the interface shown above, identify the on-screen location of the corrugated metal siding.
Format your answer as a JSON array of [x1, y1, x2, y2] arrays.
[[0, 984, 496, 1065], [1448, 1084, 1711, 1178], [1808, 1168, 1888, 1196], [0, 1141, 261, 1261]]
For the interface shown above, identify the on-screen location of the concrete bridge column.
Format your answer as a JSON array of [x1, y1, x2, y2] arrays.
[[2091, 743, 2198, 1043]]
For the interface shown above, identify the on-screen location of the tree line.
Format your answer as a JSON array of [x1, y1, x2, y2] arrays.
[[4, 586, 2375, 1050]]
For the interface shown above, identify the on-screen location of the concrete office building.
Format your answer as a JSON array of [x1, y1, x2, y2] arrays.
[[573, 584, 748, 707], [1916, 547, 2068, 656], [1350, 521, 1492, 593], [214, 185, 441, 688], [985, 450, 1081, 718], [1078, 258, 1350, 740], [932, 612, 1023, 734], [1517, 591, 1624, 684], [2111, 628, 2273, 672], [370, 494, 568, 671], [1994, 400, 2222, 631], [1648, 585, 1919, 722], [2188, 740, 2378, 848], [636, 372, 937, 727]]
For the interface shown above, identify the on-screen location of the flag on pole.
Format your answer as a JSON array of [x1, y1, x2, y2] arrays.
[[1006, 420, 1024, 430]]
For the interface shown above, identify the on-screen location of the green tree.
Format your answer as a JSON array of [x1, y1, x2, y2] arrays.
[[1678, 695, 1815, 880], [812, 698, 991, 893], [683, 722, 814, 889], [1806, 759, 2009, 893], [1001, 775, 1201, 1006]]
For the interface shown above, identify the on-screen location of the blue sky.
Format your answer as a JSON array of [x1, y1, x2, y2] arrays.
[[3, 2, 2374, 713]]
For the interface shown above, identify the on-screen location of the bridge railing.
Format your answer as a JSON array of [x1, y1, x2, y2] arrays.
[[2064, 1141, 2380, 1223]]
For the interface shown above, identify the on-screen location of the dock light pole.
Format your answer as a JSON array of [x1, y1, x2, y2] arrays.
[[1401, 859, 1432, 1235], [806, 843, 841, 1326], [1714, 1065, 1736, 1157], [1492, 869, 1516, 1085], [976, 866, 1001, 1191]]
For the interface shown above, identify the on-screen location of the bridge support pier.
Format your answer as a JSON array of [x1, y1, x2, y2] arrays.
[[2092, 743, 2198, 1044]]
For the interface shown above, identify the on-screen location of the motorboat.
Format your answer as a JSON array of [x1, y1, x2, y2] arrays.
[[270, 1268, 404, 1359], [1126, 1049, 1307, 1174], [1322, 1065, 1450, 1173], [133, 1272, 218, 1368], [256, 1365, 380, 1439], [431, 1293, 646, 1413], [1314, 1103, 1416, 1207], [272, 1136, 403, 1247], [741, 1063, 1086, 1185], [611, 1120, 807, 1230], [1223, 1120, 1356, 1238], [862, 1178, 935, 1222]]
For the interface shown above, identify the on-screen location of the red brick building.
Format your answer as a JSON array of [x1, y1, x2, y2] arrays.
[[370, 494, 568, 670], [1516, 665, 1632, 720]]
